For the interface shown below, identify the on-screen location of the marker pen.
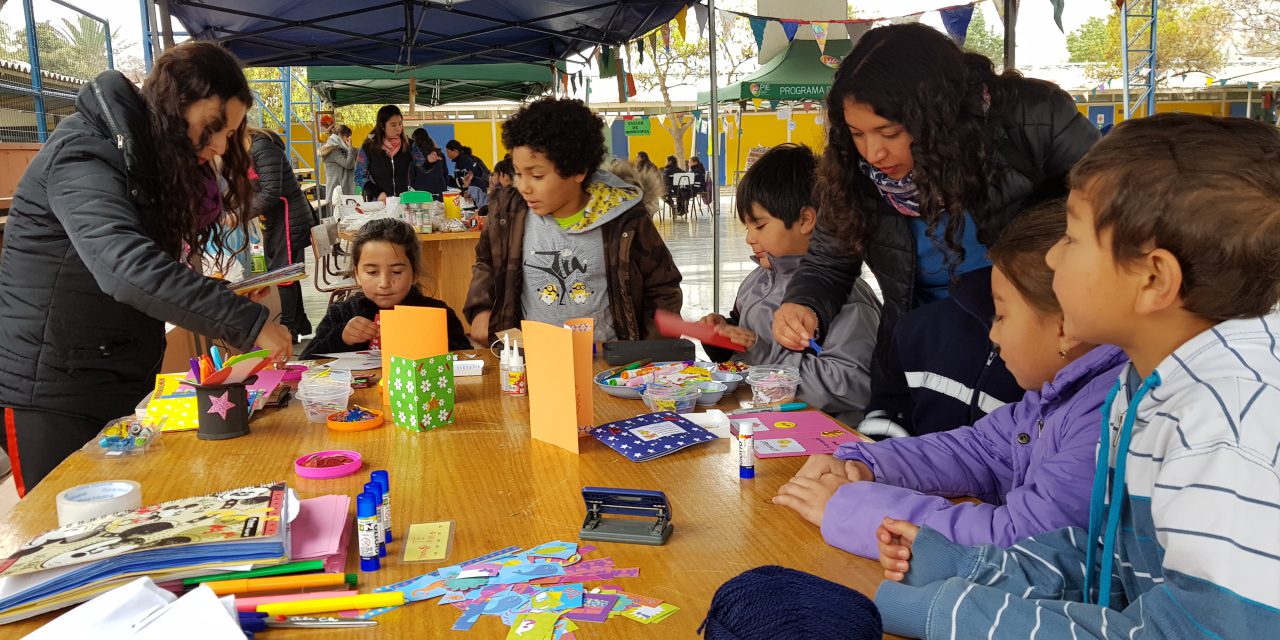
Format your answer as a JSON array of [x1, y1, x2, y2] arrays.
[[363, 482, 386, 557], [738, 421, 755, 479], [356, 493, 379, 572], [371, 470, 392, 543]]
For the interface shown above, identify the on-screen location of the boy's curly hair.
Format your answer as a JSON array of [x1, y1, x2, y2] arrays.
[[501, 98, 605, 178]]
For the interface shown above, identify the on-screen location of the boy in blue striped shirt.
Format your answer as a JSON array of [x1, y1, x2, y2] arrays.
[[873, 114, 1280, 638]]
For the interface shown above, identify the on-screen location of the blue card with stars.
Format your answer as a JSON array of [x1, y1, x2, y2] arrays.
[[588, 412, 717, 462]]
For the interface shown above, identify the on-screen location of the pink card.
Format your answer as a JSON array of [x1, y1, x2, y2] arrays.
[[290, 495, 351, 571], [732, 410, 869, 458]]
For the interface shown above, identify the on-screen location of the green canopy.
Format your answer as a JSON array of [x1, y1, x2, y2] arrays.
[[307, 62, 563, 106], [699, 39, 853, 103]]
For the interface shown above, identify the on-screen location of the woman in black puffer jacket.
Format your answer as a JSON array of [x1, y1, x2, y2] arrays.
[[0, 43, 292, 493], [774, 24, 1100, 434], [249, 128, 318, 340]]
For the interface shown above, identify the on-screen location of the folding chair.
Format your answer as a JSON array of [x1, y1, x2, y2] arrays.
[[309, 222, 359, 305], [671, 173, 696, 218]]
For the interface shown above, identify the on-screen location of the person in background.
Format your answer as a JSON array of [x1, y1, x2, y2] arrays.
[[661, 155, 688, 216], [249, 127, 318, 341], [634, 151, 658, 176], [688, 155, 709, 204], [409, 128, 448, 199], [319, 124, 356, 212], [0, 42, 291, 494], [302, 218, 468, 358], [355, 105, 424, 202], [701, 144, 880, 424], [773, 200, 1126, 560], [873, 113, 1280, 640], [477, 159, 514, 217], [464, 98, 682, 345], [445, 139, 489, 191], [774, 24, 1099, 438]]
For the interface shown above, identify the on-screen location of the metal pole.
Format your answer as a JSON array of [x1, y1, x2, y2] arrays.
[[709, 0, 720, 312], [282, 67, 293, 164], [1002, 0, 1016, 70], [1147, 0, 1158, 118], [22, 0, 47, 142], [157, 0, 176, 48], [1248, 85, 1254, 119], [104, 20, 115, 70], [1121, 1, 1131, 118], [138, 0, 153, 72]]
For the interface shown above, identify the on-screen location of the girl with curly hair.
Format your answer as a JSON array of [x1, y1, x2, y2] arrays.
[[773, 24, 1099, 435], [0, 42, 292, 493]]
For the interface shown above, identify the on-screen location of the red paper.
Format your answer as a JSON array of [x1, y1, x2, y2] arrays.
[[654, 310, 744, 352]]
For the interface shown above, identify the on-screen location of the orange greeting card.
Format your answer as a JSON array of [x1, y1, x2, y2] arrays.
[[521, 318, 594, 454], [380, 306, 449, 415]]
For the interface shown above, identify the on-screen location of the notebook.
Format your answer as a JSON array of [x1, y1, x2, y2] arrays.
[[588, 412, 718, 462], [0, 483, 291, 623]]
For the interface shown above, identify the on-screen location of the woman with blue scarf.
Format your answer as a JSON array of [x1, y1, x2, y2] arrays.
[[773, 24, 1099, 435]]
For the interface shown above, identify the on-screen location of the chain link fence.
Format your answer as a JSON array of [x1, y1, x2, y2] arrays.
[[0, 0, 114, 142]]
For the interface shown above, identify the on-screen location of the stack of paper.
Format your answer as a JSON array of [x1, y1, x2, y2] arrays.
[[0, 483, 291, 624], [289, 496, 351, 573]]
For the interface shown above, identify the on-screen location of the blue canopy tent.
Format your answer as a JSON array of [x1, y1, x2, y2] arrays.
[[167, 0, 695, 70]]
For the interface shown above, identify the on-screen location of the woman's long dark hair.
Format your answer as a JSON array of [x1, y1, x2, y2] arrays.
[[139, 42, 254, 258], [445, 139, 472, 156], [819, 23, 1011, 260], [411, 128, 437, 157], [366, 105, 405, 156]]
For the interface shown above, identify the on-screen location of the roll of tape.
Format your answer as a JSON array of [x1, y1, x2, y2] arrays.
[[55, 480, 142, 527]]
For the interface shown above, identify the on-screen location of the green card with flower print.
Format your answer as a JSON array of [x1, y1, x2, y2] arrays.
[[388, 354, 455, 431]]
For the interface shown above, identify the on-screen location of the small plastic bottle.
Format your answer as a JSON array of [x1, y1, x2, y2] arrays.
[[498, 334, 512, 393], [507, 340, 527, 396]]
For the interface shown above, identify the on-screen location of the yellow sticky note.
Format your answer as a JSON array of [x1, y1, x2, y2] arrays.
[[401, 521, 454, 563], [380, 306, 448, 410], [522, 320, 592, 454]]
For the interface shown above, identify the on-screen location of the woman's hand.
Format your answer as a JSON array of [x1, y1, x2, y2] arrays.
[[244, 286, 271, 302], [773, 303, 818, 351], [877, 517, 920, 582], [342, 316, 379, 346], [255, 322, 294, 363], [469, 311, 491, 348], [378, 193, 388, 204]]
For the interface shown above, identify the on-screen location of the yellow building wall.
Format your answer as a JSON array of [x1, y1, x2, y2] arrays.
[[1074, 100, 1232, 124], [626, 117, 696, 166]]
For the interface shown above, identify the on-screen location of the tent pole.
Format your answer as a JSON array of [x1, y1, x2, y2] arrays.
[[409, 77, 417, 117], [1002, 0, 1016, 70], [709, 0, 721, 313]]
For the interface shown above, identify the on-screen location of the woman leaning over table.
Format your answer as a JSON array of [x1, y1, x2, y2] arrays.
[[773, 24, 1100, 433], [0, 42, 292, 494]]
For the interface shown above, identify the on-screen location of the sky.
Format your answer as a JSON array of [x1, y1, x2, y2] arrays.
[[2, 0, 1116, 93]]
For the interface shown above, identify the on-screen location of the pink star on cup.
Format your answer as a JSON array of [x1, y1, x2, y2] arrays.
[[206, 391, 236, 419]]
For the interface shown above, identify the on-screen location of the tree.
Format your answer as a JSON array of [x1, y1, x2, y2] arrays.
[[1222, 0, 1280, 56], [964, 8, 1004, 63], [1066, 0, 1231, 84], [631, 15, 755, 169]]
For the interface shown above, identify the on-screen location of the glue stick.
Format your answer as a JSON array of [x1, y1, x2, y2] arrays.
[[356, 492, 380, 572], [364, 482, 386, 557], [371, 470, 391, 543], [507, 340, 527, 396], [738, 422, 755, 479]]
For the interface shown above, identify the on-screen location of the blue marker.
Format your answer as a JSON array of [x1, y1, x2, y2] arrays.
[[363, 482, 386, 557], [808, 338, 823, 354], [371, 470, 392, 543], [738, 421, 755, 479], [356, 493, 380, 571]]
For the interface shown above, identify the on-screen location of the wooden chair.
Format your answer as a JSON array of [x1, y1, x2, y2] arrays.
[[309, 222, 359, 305]]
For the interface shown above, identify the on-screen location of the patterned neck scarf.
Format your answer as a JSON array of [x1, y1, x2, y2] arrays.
[[859, 159, 920, 217], [382, 134, 402, 158]]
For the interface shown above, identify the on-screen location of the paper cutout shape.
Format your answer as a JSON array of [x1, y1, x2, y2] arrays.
[[387, 355, 455, 431], [521, 319, 594, 454], [589, 412, 717, 462], [564, 593, 619, 623], [380, 306, 448, 406], [654, 309, 744, 352], [732, 410, 869, 458], [205, 392, 235, 419]]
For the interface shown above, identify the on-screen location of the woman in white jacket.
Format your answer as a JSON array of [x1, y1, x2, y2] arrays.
[[321, 124, 356, 211]]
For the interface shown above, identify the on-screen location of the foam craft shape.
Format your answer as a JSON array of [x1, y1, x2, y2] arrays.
[[654, 309, 745, 352], [380, 306, 448, 406], [521, 319, 593, 454]]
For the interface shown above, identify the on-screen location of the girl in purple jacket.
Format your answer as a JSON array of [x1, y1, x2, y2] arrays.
[[772, 199, 1127, 558]]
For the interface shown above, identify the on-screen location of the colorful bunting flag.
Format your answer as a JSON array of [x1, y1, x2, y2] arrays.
[[811, 22, 829, 54], [749, 17, 767, 53], [675, 6, 688, 41], [780, 20, 800, 42], [693, 4, 709, 37], [636, 38, 644, 65], [1049, 0, 1065, 32], [939, 5, 975, 46], [661, 24, 671, 54]]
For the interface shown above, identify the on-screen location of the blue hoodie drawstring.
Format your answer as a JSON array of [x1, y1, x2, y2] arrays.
[[1084, 369, 1162, 606]]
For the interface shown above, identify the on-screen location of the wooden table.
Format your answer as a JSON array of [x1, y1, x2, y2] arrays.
[[0, 352, 890, 638], [419, 231, 481, 331]]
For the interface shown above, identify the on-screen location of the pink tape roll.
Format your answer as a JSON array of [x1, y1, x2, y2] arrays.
[[294, 450, 363, 479]]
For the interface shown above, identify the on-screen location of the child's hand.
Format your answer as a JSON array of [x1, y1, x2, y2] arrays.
[[794, 454, 847, 480], [771, 473, 850, 527], [877, 517, 920, 582], [700, 313, 728, 327], [244, 286, 272, 302], [716, 325, 757, 349], [342, 316, 379, 346], [773, 303, 818, 351]]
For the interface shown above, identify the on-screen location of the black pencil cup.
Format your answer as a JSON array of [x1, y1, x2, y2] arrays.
[[193, 382, 251, 441]]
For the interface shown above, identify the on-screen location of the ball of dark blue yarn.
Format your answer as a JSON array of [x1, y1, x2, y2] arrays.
[[699, 566, 882, 640]]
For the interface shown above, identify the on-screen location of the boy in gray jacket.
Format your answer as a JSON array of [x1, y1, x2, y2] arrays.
[[702, 144, 880, 423]]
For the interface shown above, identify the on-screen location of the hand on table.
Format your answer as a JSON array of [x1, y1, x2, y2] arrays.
[[773, 303, 818, 351], [342, 316, 379, 346], [877, 517, 920, 582], [378, 193, 388, 204], [771, 473, 851, 527], [794, 455, 874, 482]]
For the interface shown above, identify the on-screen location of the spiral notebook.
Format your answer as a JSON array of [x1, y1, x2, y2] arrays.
[[588, 412, 718, 462]]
